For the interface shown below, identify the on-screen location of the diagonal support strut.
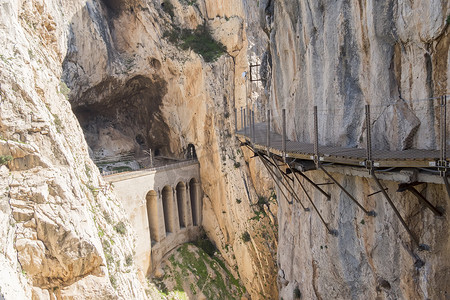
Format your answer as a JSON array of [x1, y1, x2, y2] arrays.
[[288, 164, 338, 236], [397, 183, 444, 217], [244, 144, 293, 206], [267, 156, 309, 211], [320, 166, 376, 216], [372, 173, 429, 251], [292, 170, 332, 200]]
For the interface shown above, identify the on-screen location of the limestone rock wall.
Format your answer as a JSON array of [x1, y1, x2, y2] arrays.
[[0, 0, 154, 298], [252, 0, 450, 299], [16, 0, 278, 298]]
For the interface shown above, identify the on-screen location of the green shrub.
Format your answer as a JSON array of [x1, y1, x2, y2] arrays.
[[0, 155, 13, 165], [447, 15, 450, 25], [109, 274, 117, 288], [164, 24, 226, 62], [114, 221, 127, 235], [294, 287, 301, 298], [241, 231, 251, 243], [193, 236, 216, 256], [233, 161, 241, 168], [125, 254, 133, 266], [59, 81, 70, 100], [162, 0, 175, 18]]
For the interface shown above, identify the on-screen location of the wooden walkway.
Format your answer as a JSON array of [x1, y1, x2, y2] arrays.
[[236, 123, 449, 168]]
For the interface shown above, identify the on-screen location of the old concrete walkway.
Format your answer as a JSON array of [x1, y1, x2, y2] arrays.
[[104, 160, 203, 275]]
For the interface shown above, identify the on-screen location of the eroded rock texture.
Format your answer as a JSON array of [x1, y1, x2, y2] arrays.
[[257, 0, 450, 299]]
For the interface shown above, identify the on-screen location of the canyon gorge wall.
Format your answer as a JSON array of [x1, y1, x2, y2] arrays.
[[258, 0, 450, 299], [1, 0, 278, 298], [1, 0, 450, 299]]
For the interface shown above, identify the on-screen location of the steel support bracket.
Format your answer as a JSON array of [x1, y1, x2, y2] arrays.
[[397, 182, 444, 217], [372, 173, 430, 251]]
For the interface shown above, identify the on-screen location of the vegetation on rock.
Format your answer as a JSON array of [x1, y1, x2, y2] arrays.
[[164, 24, 226, 62]]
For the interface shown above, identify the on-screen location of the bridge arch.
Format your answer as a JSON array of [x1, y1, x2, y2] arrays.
[[189, 178, 200, 226], [162, 185, 175, 234], [146, 190, 160, 244]]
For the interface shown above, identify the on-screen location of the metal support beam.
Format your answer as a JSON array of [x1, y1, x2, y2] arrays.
[[244, 145, 292, 205], [372, 173, 429, 251], [252, 110, 255, 143], [320, 166, 376, 216], [243, 108, 247, 136], [240, 107, 243, 130], [313, 106, 320, 169], [365, 104, 374, 174], [397, 183, 444, 217], [257, 152, 293, 205], [267, 110, 271, 154], [292, 170, 331, 200], [288, 165, 338, 236], [443, 176, 450, 201], [269, 157, 309, 211], [282, 109, 286, 162], [234, 108, 237, 132]]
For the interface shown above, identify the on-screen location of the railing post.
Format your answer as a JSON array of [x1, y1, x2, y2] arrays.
[[243, 108, 247, 136], [252, 110, 255, 142], [267, 110, 271, 154], [440, 95, 447, 176], [313, 106, 319, 169], [365, 104, 373, 174], [282, 109, 286, 162], [234, 108, 237, 132]]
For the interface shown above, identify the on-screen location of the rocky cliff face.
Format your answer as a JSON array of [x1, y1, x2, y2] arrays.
[[1, 0, 278, 298], [0, 0, 151, 298], [255, 0, 450, 299], [2, 0, 449, 299]]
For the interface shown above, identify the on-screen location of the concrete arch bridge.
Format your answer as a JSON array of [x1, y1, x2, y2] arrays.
[[104, 160, 203, 274]]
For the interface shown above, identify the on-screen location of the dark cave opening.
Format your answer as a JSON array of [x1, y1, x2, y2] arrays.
[[71, 75, 171, 162]]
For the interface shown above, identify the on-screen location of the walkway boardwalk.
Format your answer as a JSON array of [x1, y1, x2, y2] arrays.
[[236, 123, 448, 168], [235, 105, 449, 255]]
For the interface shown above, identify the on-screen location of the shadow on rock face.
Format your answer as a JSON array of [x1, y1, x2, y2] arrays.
[[71, 75, 170, 158]]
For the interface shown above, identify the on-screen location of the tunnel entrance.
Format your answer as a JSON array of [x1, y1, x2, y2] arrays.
[[69, 75, 171, 165]]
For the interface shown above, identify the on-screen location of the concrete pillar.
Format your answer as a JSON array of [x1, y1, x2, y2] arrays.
[[162, 186, 175, 234], [193, 182, 202, 226], [189, 180, 201, 226], [185, 183, 193, 227], [172, 188, 181, 232], [176, 183, 187, 228], [146, 190, 160, 243], [157, 189, 166, 240]]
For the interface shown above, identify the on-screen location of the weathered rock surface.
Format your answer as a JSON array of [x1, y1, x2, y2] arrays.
[[256, 0, 450, 299], [0, 0, 150, 298], [1, 0, 277, 298]]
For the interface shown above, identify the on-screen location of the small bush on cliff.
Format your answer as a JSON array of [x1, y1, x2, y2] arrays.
[[162, 0, 175, 18], [114, 221, 127, 235], [241, 231, 251, 242], [294, 287, 301, 299], [164, 24, 226, 62], [0, 155, 13, 165]]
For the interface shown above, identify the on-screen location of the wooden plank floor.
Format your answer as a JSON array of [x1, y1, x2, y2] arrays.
[[237, 123, 449, 168]]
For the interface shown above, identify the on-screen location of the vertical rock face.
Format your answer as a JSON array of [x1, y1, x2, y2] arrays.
[[1, 0, 279, 298], [0, 0, 149, 298], [253, 0, 450, 299]]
